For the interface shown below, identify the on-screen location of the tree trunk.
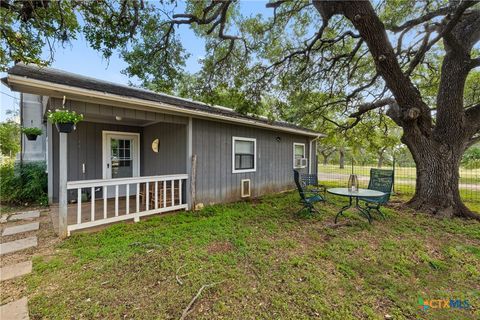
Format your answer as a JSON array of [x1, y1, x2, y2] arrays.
[[312, 0, 480, 220], [339, 148, 345, 169], [322, 155, 328, 166], [403, 136, 478, 220], [377, 154, 384, 168]]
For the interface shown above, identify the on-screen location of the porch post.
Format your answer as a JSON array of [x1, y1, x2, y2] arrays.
[[58, 132, 68, 238], [47, 121, 53, 204], [308, 139, 312, 174], [186, 117, 193, 210]]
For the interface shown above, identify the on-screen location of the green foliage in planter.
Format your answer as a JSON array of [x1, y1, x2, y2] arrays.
[[22, 127, 43, 136], [47, 109, 84, 124], [0, 161, 48, 206]]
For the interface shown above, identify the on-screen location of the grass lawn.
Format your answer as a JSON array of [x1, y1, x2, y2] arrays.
[[24, 191, 480, 319]]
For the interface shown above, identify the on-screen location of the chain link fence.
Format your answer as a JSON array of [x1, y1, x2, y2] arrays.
[[317, 156, 480, 211]]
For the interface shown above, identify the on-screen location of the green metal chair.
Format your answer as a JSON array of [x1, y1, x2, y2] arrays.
[[301, 173, 327, 198], [359, 168, 394, 219], [293, 170, 325, 215]]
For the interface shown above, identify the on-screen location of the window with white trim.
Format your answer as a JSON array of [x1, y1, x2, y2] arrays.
[[232, 137, 256, 173], [293, 143, 307, 168]]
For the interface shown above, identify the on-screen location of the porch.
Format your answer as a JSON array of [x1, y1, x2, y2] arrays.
[[48, 97, 192, 237], [52, 175, 188, 235]]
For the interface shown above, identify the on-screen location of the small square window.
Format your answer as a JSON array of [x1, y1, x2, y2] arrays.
[[232, 137, 256, 173]]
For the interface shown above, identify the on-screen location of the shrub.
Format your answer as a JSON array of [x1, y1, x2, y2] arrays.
[[0, 121, 20, 157], [0, 161, 48, 206]]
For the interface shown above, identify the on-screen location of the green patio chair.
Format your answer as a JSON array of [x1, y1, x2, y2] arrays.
[[301, 173, 327, 198], [359, 168, 394, 219], [294, 170, 325, 215]]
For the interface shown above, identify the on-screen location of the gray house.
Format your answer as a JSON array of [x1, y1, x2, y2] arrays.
[[3, 64, 322, 236]]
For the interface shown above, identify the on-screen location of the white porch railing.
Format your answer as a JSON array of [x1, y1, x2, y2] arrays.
[[65, 174, 188, 235]]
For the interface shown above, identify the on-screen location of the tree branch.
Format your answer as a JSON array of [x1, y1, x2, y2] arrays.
[[471, 57, 480, 69], [349, 98, 396, 118], [314, 0, 433, 135], [466, 135, 480, 148], [465, 103, 480, 133], [388, 6, 453, 32]]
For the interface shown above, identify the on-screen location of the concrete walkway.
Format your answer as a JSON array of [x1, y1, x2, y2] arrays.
[[0, 261, 33, 282], [0, 298, 29, 320], [2, 222, 39, 237], [0, 237, 37, 256], [0, 210, 42, 320]]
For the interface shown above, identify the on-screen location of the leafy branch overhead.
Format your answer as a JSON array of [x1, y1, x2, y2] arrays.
[[1, 0, 480, 218]]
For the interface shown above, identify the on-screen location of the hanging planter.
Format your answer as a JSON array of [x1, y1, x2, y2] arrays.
[[22, 127, 43, 141], [47, 109, 84, 133], [55, 122, 76, 133]]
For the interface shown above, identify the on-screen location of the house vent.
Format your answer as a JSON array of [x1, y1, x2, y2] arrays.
[[241, 179, 251, 198]]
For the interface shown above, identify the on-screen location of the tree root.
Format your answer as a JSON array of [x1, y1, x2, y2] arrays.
[[406, 197, 480, 221], [179, 281, 223, 320]]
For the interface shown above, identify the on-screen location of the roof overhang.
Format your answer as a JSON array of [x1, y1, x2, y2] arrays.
[[5, 74, 324, 138]]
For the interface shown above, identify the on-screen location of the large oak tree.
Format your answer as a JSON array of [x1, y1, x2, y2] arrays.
[[2, 0, 479, 219], [124, 0, 480, 220]]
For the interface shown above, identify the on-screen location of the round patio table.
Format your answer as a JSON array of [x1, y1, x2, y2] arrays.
[[327, 188, 386, 223]]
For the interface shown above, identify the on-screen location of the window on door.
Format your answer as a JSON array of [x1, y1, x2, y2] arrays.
[[110, 138, 133, 178]]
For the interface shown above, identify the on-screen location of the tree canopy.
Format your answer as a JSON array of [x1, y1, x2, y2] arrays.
[[1, 0, 479, 218]]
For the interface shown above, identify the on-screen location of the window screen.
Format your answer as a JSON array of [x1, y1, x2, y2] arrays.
[[295, 144, 305, 159], [294, 143, 306, 168], [234, 139, 255, 171]]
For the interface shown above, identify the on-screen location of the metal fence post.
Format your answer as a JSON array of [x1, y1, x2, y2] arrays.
[[392, 155, 396, 194]]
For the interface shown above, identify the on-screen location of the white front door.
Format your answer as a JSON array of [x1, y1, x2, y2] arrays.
[[103, 131, 140, 197]]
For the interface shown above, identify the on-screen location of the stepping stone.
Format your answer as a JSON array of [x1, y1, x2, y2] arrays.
[[0, 297, 29, 320], [0, 237, 37, 256], [2, 222, 39, 237], [0, 261, 32, 282], [9, 211, 39, 221]]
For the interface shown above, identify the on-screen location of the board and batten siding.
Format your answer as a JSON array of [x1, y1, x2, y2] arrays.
[[51, 121, 143, 202], [49, 98, 189, 202], [191, 118, 317, 205], [51, 121, 189, 201], [142, 122, 187, 176]]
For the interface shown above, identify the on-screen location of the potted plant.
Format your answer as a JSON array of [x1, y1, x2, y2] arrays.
[[47, 109, 84, 133], [22, 127, 43, 141]]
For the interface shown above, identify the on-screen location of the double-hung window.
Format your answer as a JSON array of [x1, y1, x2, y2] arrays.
[[232, 137, 256, 173], [293, 143, 307, 168]]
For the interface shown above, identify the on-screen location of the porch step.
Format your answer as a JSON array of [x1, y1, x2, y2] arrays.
[[8, 211, 40, 221], [2, 223, 40, 237], [0, 261, 32, 282], [0, 237, 37, 256], [0, 297, 29, 320]]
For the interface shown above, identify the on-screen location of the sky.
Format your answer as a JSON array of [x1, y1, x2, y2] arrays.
[[0, 0, 270, 122]]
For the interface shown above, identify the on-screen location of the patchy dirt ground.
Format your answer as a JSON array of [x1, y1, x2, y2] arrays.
[[13, 191, 480, 320]]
